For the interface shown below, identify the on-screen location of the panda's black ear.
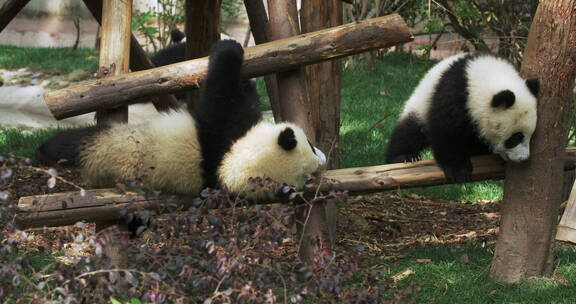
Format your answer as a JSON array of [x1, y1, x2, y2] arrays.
[[526, 78, 539, 97], [491, 90, 515, 109], [278, 127, 297, 151]]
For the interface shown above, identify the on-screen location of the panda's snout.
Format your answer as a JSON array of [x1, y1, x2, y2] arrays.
[[314, 147, 327, 169], [504, 143, 530, 162]]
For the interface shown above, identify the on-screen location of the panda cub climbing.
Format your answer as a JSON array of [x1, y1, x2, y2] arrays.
[[386, 53, 539, 183], [36, 40, 326, 199]]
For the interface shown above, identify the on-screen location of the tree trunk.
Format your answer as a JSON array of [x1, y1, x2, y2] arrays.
[[267, 0, 315, 142], [301, 0, 343, 169], [0, 0, 30, 33], [82, 0, 180, 112], [490, 0, 576, 283], [94, 0, 132, 125], [43, 14, 413, 120], [243, 0, 282, 122], [184, 0, 221, 113]]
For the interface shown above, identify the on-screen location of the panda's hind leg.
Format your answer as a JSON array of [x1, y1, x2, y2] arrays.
[[35, 125, 106, 166], [385, 114, 428, 164]]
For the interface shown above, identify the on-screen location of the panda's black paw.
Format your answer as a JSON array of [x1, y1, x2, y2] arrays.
[[441, 161, 473, 184], [276, 185, 298, 204]]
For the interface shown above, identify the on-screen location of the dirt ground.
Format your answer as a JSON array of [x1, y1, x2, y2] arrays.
[[5, 164, 501, 263]]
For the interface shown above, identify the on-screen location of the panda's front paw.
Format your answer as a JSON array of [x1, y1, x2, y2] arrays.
[[276, 185, 298, 204], [441, 160, 473, 184]]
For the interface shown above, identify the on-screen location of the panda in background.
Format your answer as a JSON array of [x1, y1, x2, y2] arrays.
[[386, 53, 539, 183], [36, 40, 326, 201], [151, 28, 232, 67], [150, 29, 233, 100]]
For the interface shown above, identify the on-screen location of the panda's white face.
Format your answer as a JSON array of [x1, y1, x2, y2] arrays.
[[218, 121, 326, 198], [465, 56, 538, 162]]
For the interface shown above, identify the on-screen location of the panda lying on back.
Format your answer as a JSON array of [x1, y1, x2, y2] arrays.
[[36, 40, 326, 199], [386, 53, 539, 183]]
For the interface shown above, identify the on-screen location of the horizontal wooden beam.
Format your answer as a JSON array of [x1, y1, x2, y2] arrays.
[[43, 13, 413, 119], [16, 148, 576, 229]]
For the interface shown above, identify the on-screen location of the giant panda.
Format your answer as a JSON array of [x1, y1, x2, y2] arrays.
[[385, 53, 539, 183], [36, 40, 326, 200]]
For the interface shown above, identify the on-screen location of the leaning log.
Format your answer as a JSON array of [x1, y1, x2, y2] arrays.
[[93, 0, 132, 124], [43, 14, 413, 120], [0, 0, 31, 33], [15, 148, 576, 229]]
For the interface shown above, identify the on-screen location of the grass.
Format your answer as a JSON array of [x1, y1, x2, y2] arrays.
[[379, 244, 576, 304], [0, 127, 58, 161], [0, 45, 98, 74]]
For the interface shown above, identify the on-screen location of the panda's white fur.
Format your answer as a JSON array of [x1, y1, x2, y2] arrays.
[[80, 110, 204, 194], [219, 121, 325, 198], [386, 53, 539, 183], [465, 55, 537, 161]]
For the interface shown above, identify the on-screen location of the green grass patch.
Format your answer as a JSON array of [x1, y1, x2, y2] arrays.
[[379, 244, 576, 304], [0, 127, 58, 160], [0, 45, 98, 74]]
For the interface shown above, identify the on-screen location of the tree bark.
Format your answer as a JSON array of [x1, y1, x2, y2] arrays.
[[82, 0, 180, 112], [243, 0, 282, 122], [44, 14, 412, 120], [490, 0, 576, 283], [184, 0, 221, 113], [301, 0, 343, 169], [94, 0, 132, 125], [267, 0, 315, 142], [15, 149, 576, 229], [0, 0, 30, 33]]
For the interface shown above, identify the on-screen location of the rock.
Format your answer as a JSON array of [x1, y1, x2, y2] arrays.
[[32, 72, 42, 79], [66, 69, 89, 82], [30, 79, 40, 85]]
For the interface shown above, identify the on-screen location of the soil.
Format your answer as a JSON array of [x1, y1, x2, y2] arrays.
[[5, 164, 501, 262]]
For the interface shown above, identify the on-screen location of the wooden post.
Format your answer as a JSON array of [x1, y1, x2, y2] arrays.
[[267, 0, 315, 142], [301, 0, 343, 169], [43, 14, 413, 120], [82, 0, 180, 112], [0, 0, 30, 33], [184, 0, 221, 112], [94, 0, 132, 125], [490, 0, 576, 283], [243, 0, 282, 122]]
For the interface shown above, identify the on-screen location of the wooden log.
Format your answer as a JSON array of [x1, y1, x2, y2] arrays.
[[0, 0, 30, 33], [82, 0, 180, 112], [267, 0, 315, 141], [184, 0, 221, 112], [243, 0, 282, 122], [16, 148, 576, 229], [43, 14, 413, 120], [94, 0, 132, 125], [556, 178, 576, 243], [301, 0, 343, 168]]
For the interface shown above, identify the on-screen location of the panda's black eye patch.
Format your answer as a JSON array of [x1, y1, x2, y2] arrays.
[[504, 132, 524, 149], [278, 127, 297, 150]]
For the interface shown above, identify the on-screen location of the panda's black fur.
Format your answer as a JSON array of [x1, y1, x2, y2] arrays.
[[386, 53, 539, 183]]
